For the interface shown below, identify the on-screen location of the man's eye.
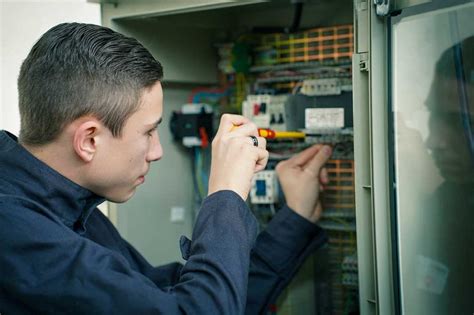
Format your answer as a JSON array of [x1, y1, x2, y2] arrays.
[[147, 128, 157, 136]]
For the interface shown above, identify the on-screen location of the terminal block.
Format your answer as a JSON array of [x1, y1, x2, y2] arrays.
[[342, 254, 359, 287]]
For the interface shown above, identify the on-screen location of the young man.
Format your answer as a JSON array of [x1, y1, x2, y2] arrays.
[[0, 23, 332, 314]]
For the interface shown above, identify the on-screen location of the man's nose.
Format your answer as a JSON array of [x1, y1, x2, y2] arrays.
[[147, 132, 163, 162]]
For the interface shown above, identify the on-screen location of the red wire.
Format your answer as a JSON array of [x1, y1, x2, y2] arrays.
[[199, 127, 209, 148]]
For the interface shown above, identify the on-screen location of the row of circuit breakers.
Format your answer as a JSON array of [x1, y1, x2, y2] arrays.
[[245, 80, 353, 205]]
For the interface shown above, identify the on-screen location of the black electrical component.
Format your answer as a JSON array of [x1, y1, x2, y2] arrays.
[[284, 91, 354, 130], [169, 106, 214, 147]]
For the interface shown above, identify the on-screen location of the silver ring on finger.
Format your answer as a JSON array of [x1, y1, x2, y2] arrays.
[[249, 135, 259, 147]]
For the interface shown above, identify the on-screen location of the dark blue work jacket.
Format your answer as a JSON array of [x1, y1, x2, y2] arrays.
[[0, 130, 326, 314]]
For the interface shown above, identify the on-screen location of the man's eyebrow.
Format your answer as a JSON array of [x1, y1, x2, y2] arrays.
[[147, 118, 163, 129]]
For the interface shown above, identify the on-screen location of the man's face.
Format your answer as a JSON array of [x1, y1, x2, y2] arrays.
[[426, 79, 474, 183], [88, 81, 164, 202]]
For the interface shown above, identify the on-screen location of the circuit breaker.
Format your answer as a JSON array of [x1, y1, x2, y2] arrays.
[[249, 170, 279, 204], [242, 94, 288, 131]]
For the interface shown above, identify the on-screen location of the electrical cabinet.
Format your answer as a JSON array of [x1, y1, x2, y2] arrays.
[[98, 1, 358, 314]]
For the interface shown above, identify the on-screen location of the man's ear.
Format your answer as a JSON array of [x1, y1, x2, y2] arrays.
[[72, 119, 103, 163]]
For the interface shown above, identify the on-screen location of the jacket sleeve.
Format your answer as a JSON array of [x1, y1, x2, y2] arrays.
[[0, 190, 258, 315], [245, 205, 328, 314]]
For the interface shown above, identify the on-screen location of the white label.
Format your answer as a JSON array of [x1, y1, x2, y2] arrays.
[[170, 207, 185, 223], [415, 255, 449, 295], [182, 137, 202, 147], [305, 108, 344, 129]]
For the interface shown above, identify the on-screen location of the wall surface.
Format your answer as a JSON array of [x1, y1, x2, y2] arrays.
[[0, 0, 196, 267], [0, 0, 100, 134]]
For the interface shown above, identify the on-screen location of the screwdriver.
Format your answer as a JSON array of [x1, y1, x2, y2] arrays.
[[258, 128, 305, 139], [230, 125, 306, 139]]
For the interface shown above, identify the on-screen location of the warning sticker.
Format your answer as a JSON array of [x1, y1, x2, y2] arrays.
[[415, 255, 449, 295]]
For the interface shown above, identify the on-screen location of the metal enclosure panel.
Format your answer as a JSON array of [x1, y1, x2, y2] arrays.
[[353, 0, 396, 314], [395, 0, 432, 10], [111, 18, 221, 84], [390, 2, 474, 313], [353, 2, 377, 315], [99, 1, 266, 84], [374, 0, 432, 16], [353, 53, 377, 315], [97, 0, 268, 20], [100, 8, 227, 84], [368, 7, 396, 315]]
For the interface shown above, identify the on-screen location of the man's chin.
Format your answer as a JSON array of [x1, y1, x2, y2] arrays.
[[440, 169, 474, 184], [105, 189, 137, 203]]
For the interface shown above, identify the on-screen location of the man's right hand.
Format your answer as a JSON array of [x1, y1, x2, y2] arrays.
[[207, 114, 268, 201]]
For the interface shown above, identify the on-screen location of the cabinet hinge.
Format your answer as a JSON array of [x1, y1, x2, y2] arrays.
[[373, 0, 390, 16], [357, 52, 369, 72]]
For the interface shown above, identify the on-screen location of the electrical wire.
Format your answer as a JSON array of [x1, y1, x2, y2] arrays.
[[200, 147, 210, 195], [191, 147, 203, 223], [195, 148, 205, 198], [269, 203, 276, 215], [288, 1, 304, 33]]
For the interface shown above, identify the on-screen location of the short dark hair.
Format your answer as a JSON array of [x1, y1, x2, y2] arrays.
[[427, 35, 473, 112], [18, 22, 163, 145]]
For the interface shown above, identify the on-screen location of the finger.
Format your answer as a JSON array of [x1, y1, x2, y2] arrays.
[[226, 122, 259, 138], [303, 145, 332, 176], [254, 148, 269, 172], [319, 167, 329, 184], [274, 160, 286, 178], [247, 136, 266, 150], [286, 144, 323, 167], [215, 114, 250, 138], [235, 138, 268, 171]]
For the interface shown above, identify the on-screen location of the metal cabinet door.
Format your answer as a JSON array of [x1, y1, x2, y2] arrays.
[[353, 0, 474, 314]]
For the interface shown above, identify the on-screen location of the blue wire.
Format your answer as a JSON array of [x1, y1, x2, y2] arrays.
[[192, 88, 233, 104], [201, 148, 209, 193], [191, 147, 203, 205]]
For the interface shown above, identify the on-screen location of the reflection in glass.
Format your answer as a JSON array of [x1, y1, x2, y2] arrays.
[[393, 4, 474, 314]]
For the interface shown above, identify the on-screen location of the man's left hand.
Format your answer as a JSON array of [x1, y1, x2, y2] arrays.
[[275, 144, 332, 223]]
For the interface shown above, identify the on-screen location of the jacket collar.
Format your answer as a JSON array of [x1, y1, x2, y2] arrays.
[[0, 130, 105, 234]]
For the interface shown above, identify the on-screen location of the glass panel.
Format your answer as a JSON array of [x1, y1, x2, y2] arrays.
[[391, 2, 474, 314]]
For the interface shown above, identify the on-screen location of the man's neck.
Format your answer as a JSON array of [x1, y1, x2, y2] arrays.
[[21, 140, 86, 187]]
